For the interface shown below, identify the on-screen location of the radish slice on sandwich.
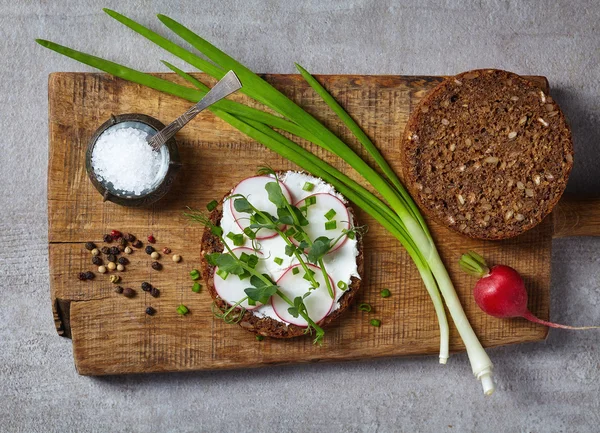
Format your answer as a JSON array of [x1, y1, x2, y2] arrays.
[[272, 263, 335, 326], [214, 247, 266, 310], [229, 175, 293, 240], [293, 193, 351, 253]]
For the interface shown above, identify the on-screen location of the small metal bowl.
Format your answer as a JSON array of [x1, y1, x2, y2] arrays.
[[86, 113, 182, 207]]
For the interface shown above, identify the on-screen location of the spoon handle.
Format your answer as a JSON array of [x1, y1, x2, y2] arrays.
[[148, 70, 241, 151]]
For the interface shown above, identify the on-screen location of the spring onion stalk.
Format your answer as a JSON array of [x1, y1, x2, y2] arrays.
[[36, 14, 497, 393]]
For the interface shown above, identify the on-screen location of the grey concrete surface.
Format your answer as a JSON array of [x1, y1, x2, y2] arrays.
[[1, 0, 599, 432]]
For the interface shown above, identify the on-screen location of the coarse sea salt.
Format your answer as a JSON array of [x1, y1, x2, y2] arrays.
[[91, 127, 163, 195]]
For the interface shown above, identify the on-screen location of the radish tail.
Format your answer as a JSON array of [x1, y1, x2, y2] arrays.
[[522, 311, 600, 330]]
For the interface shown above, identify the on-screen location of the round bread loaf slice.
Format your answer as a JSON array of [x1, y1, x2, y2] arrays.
[[200, 173, 363, 339], [402, 69, 574, 240]]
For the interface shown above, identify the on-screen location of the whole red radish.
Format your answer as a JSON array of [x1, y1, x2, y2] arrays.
[[459, 251, 598, 330]]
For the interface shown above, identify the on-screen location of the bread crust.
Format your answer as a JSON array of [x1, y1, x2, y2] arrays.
[[401, 69, 573, 240], [200, 178, 363, 339]]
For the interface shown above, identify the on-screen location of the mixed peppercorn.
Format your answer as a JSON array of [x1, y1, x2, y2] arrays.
[[77, 231, 190, 317]]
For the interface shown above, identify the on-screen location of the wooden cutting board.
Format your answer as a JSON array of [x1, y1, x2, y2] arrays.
[[48, 72, 600, 376]]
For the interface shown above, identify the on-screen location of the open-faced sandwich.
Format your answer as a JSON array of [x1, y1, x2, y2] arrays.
[[199, 170, 363, 340]]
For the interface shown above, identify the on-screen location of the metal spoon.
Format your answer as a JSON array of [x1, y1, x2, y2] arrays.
[[148, 70, 242, 151]]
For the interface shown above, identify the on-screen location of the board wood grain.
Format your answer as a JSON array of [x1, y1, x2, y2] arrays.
[[49, 72, 555, 376]]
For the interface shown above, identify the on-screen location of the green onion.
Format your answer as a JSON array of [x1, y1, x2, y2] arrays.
[[304, 196, 317, 206], [247, 254, 259, 269], [380, 289, 391, 298], [302, 269, 316, 281], [255, 335, 264, 341], [192, 282, 202, 293], [337, 281, 348, 290], [243, 227, 256, 239], [190, 269, 200, 280], [206, 200, 218, 211], [303, 182, 315, 191], [324, 209, 336, 220], [177, 304, 189, 315], [292, 267, 300, 275], [216, 269, 229, 280], [293, 231, 305, 242], [370, 319, 381, 327], [239, 252, 250, 263], [325, 221, 337, 231], [358, 303, 372, 312], [274, 257, 283, 266]]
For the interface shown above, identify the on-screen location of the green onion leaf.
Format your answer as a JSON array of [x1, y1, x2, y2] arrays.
[[192, 282, 202, 293], [337, 281, 348, 290], [358, 303, 372, 312], [292, 267, 300, 275], [370, 319, 381, 327], [274, 257, 283, 266], [325, 221, 337, 230], [243, 227, 256, 239], [324, 209, 337, 220], [190, 269, 201, 280], [216, 269, 229, 280], [303, 182, 315, 191], [380, 289, 391, 298], [206, 200, 218, 211]]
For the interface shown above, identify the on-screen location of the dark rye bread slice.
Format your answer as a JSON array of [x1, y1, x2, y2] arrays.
[[402, 69, 574, 240], [200, 188, 364, 339]]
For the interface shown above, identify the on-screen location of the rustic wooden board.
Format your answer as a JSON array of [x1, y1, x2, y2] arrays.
[[49, 72, 555, 376]]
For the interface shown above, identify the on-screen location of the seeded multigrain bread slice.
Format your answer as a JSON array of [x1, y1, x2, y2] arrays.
[[200, 191, 363, 339], [402, 69, 574, 240]]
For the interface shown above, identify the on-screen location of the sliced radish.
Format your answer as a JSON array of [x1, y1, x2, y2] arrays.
[[214, 247, 266, 310], [229, 175, 293, 240], [272, 264, 335, 327], [293, 193, 351, 253]]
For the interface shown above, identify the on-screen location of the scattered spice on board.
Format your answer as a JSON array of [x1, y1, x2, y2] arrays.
[[145, 246, 154, 255], [84, 242, 96, 251], [147, 234, 156, 243], [145, 307, 156, 316], [151, 261, 162, 271], [103, 234, 112, 243], [92, 256, 103, 266], [132, 240, 143, 248], [162, 247, 171, 254], [123, 287, 135, 298], [141, 282, 152, 292], [150, 287, 160, 298], [114, 286, 124, 294]]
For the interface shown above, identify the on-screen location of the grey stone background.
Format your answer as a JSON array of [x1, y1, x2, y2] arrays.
[[1, 0, 599, 432]]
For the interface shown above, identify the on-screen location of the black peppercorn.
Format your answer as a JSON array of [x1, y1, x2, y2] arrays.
[[84, 242, 96, 251], [145, 306, 156, 316], [141, 282, 152, 292], [117, 257, 129, 265], [84, 271, 95, 280], [132, 240, 143, 248], [103, 234, 112, 243], [107, 254, 116, 263], [151, 261, 162, 271], [78, 272, 87, 281], [124, 233, 136, 242], [162, 247, 172, 254], [109, 246, 120, 256], [145, 245, 154, 255], [119, 237, 127, 247], [101, 246, 110, 255], [123, 287, 136, 298], [114, 286, 124, 294], [92, 256, 102, 266], [150, 287, 160, 298]]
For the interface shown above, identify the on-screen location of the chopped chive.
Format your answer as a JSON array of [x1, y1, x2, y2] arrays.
[[347, 231, 356, 240], [304, 196, 317, 206], [337, 280, 348, 290], [293, 231, 305, 242], [239, 252, 250, 263], [370, 319, 381, 327], [324, 209, 337, 220], [226, 232, 244, 246], [192, 282, 202, 293], [284, 227, 296, 237], [247, 254, 259, 269], [274, 257, 284, 266], [243, 227, 256, 239], [292, 267, 300, 275], [256, 335, 264, 341], [190, 269, 200, 280], [380, 289, 391, 298], [216, 269, 229, 280], [302, 182, 315, 191], [358, 303, 372, 312], [299, 206, 308, 215], [177, 304, 189, 315], [325, 221, 337, 230], [206, 200, 218, 211], [302, 269, 316, 281]]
